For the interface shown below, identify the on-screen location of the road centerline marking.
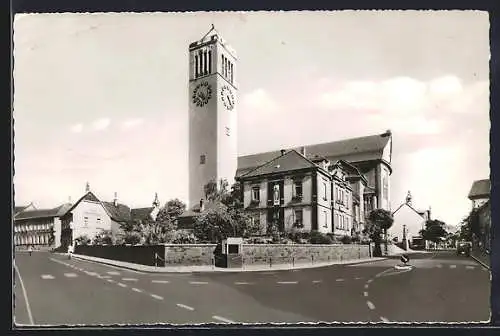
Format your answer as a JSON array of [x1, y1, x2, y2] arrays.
[[14, 263, 35, 325], [107, 271, 120, 275], [122, 278, 138, 281], [117, 282, 127, 288], [107, 279, 116, 283], [131, 288, 143, 293], [234, 282, 253, 285], [336, 278, 344, 282], [364, 292, 368, 297], [277, 281, 298, 284], [367, 301, 375, 310], [212, 315, 235, 324], [355, 277, 363, 280], [177, 303, 195, 311], [41, 274, 55, 280], [152, 280, 170, 284], [64, 273, 78, 278], [364, 284, 369, 289], [101, 275, 111, 279], [312, 280, 322, 284], [466, 266, 475, 270], [150, 294, 164, 300], [450, 265, 457, 269], [189, 281, 209, 285]]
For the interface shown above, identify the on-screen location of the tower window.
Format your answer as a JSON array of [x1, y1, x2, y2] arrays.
[[225, 127, 231, 136], [200, 155, 206, 164], [221, 55, 225, 76], [203, 50, 208, 75], [199, 50, 203, 77], [230, 62, 234, 83]]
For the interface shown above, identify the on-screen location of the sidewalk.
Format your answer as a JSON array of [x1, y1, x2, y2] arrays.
[[70, 254, 387, 273], [470, 249, 490, 270]]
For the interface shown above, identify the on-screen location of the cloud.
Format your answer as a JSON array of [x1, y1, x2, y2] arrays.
[[69, 123, 83, 133], [121, 118, 144, 130], [242, 88, 280, 114], [92, 118, 111, 131]]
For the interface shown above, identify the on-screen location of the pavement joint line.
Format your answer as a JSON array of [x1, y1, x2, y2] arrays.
[[131, 288, 143, 293], [41, 274, 55, 280], [117, 282, 127, 288], [276, 281, 298, 284], [14, 263, 35, 325], [364, 292, 369, 297], [152, 280, 170, 284], [150, 294, 164, 300], [367, 301, 376, 310], [177, 303, 195, 311], [212, 315, 235, 324], [189, 281, 209, 285]]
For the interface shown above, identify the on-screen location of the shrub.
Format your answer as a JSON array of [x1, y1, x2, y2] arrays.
[[93, 230, 113, 245], [171, 230, 197, 244], [309, 231, 333, 244], [123, 231, 142, 245], [340, 235, 352, 244], [74, 235, 91, 246]]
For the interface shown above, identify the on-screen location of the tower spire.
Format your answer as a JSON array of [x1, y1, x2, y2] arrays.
[[85, 182, 90, 193], [405, 190, 412, 206], [152, 192, 160, 208]]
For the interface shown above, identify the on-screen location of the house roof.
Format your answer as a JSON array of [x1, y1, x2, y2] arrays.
[[101, 202, 132, 223], [392, 202, 427, 218], [131, 207, 155, 221], [236, 131, 391, 177], [14, 203, 71, 221], [239, 149, 323, 179], [468, 179, 490, 199]]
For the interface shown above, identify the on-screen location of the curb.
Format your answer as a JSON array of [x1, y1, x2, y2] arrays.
[[470, 254, 490, 270], [71, 255, 387, 274]]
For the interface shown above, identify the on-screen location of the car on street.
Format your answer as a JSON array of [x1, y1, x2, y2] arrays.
[[456, 241, 471, 256]]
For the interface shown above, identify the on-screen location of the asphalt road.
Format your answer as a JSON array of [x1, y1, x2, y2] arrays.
[[13, 250, 490, 326]]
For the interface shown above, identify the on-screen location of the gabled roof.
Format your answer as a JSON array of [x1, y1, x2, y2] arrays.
[[131, 207, 155, 221], [14, 203, 71, 221], [61, 191, 131, 223], [237, 131, 392, 177], [239, 149, 321, 179], [468, 179, 490, 199], [392, 202, 427, 219], [101, 202, 132, 223]]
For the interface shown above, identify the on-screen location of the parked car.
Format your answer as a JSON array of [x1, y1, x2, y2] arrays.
[[456, 241, 471, 256]]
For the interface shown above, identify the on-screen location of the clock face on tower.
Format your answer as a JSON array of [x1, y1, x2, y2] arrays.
[[192, 81, 213, 107], [220, 85, 235, 111]]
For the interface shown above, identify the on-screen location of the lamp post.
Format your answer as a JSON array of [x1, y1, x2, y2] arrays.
[[402, 224, 407, 250]]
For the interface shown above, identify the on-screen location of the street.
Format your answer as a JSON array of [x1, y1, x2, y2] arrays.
[[13, 250, 490, 326]]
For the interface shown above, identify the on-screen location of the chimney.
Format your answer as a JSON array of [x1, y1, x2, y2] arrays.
[[113, 192, 118, 206], [199, 198, 205, 212], [300, 146, 306, 157], [280, 149, 286, 156]]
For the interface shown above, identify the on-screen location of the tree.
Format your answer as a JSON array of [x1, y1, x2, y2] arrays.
[[193, 180, 256, 243], [366, 209, 394, 257], [459, 216, 472, 241], [419, 219, 448, 244], [165, 198, 186, 220]]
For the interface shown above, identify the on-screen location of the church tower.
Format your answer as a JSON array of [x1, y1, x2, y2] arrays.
[[188, 26, 238, 208]]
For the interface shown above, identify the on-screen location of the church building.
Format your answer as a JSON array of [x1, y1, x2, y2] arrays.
[[186, 26, 393, 238]]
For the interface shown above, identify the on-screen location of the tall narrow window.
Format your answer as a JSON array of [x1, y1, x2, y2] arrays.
[[195, 55, 199, 78], [293, 180, 303, 200], [252, 186, 260, 203], [224, 58, 228, 78], [294, 209, 303, 228], [323, 182, 327, 200], [230, 62, 234, 83], [222, 55, 225, 75], [203, 50, 208, 75], [324, 211, 328, 228], [208, 50, 212, 74], [200, 155, 206, 164]]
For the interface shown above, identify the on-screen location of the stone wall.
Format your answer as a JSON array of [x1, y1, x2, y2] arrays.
[[75, 244, 165, 266], [240, 244, 370, 266], [163, 244, 217, 266]]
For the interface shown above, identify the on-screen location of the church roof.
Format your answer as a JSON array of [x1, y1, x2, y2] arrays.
[[468, 179, 490, 199], [237, 131, 392, 177], [392, 202, 427, 218], [238, 149, 322, 179]]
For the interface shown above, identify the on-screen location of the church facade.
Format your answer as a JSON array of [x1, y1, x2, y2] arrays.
[[187, 27, 393, 237]]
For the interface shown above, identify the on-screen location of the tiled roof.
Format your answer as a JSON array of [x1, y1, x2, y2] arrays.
[[131, 207, 154, 221], [102, 202, 132, 223], [15, 203, 69, 221], [237, 131, 391, 177], [239, 150, 319, 179], [468, 179, 490, 199]]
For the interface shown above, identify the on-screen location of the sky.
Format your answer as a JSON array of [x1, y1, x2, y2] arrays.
[[13, 11, 490, 227]]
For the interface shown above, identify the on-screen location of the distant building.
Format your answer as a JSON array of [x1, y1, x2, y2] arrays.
[[468, 179, 490, 210], [389, 191, 431, 248], [59, 184, 160, 249], [14, 203, 71, 248]]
